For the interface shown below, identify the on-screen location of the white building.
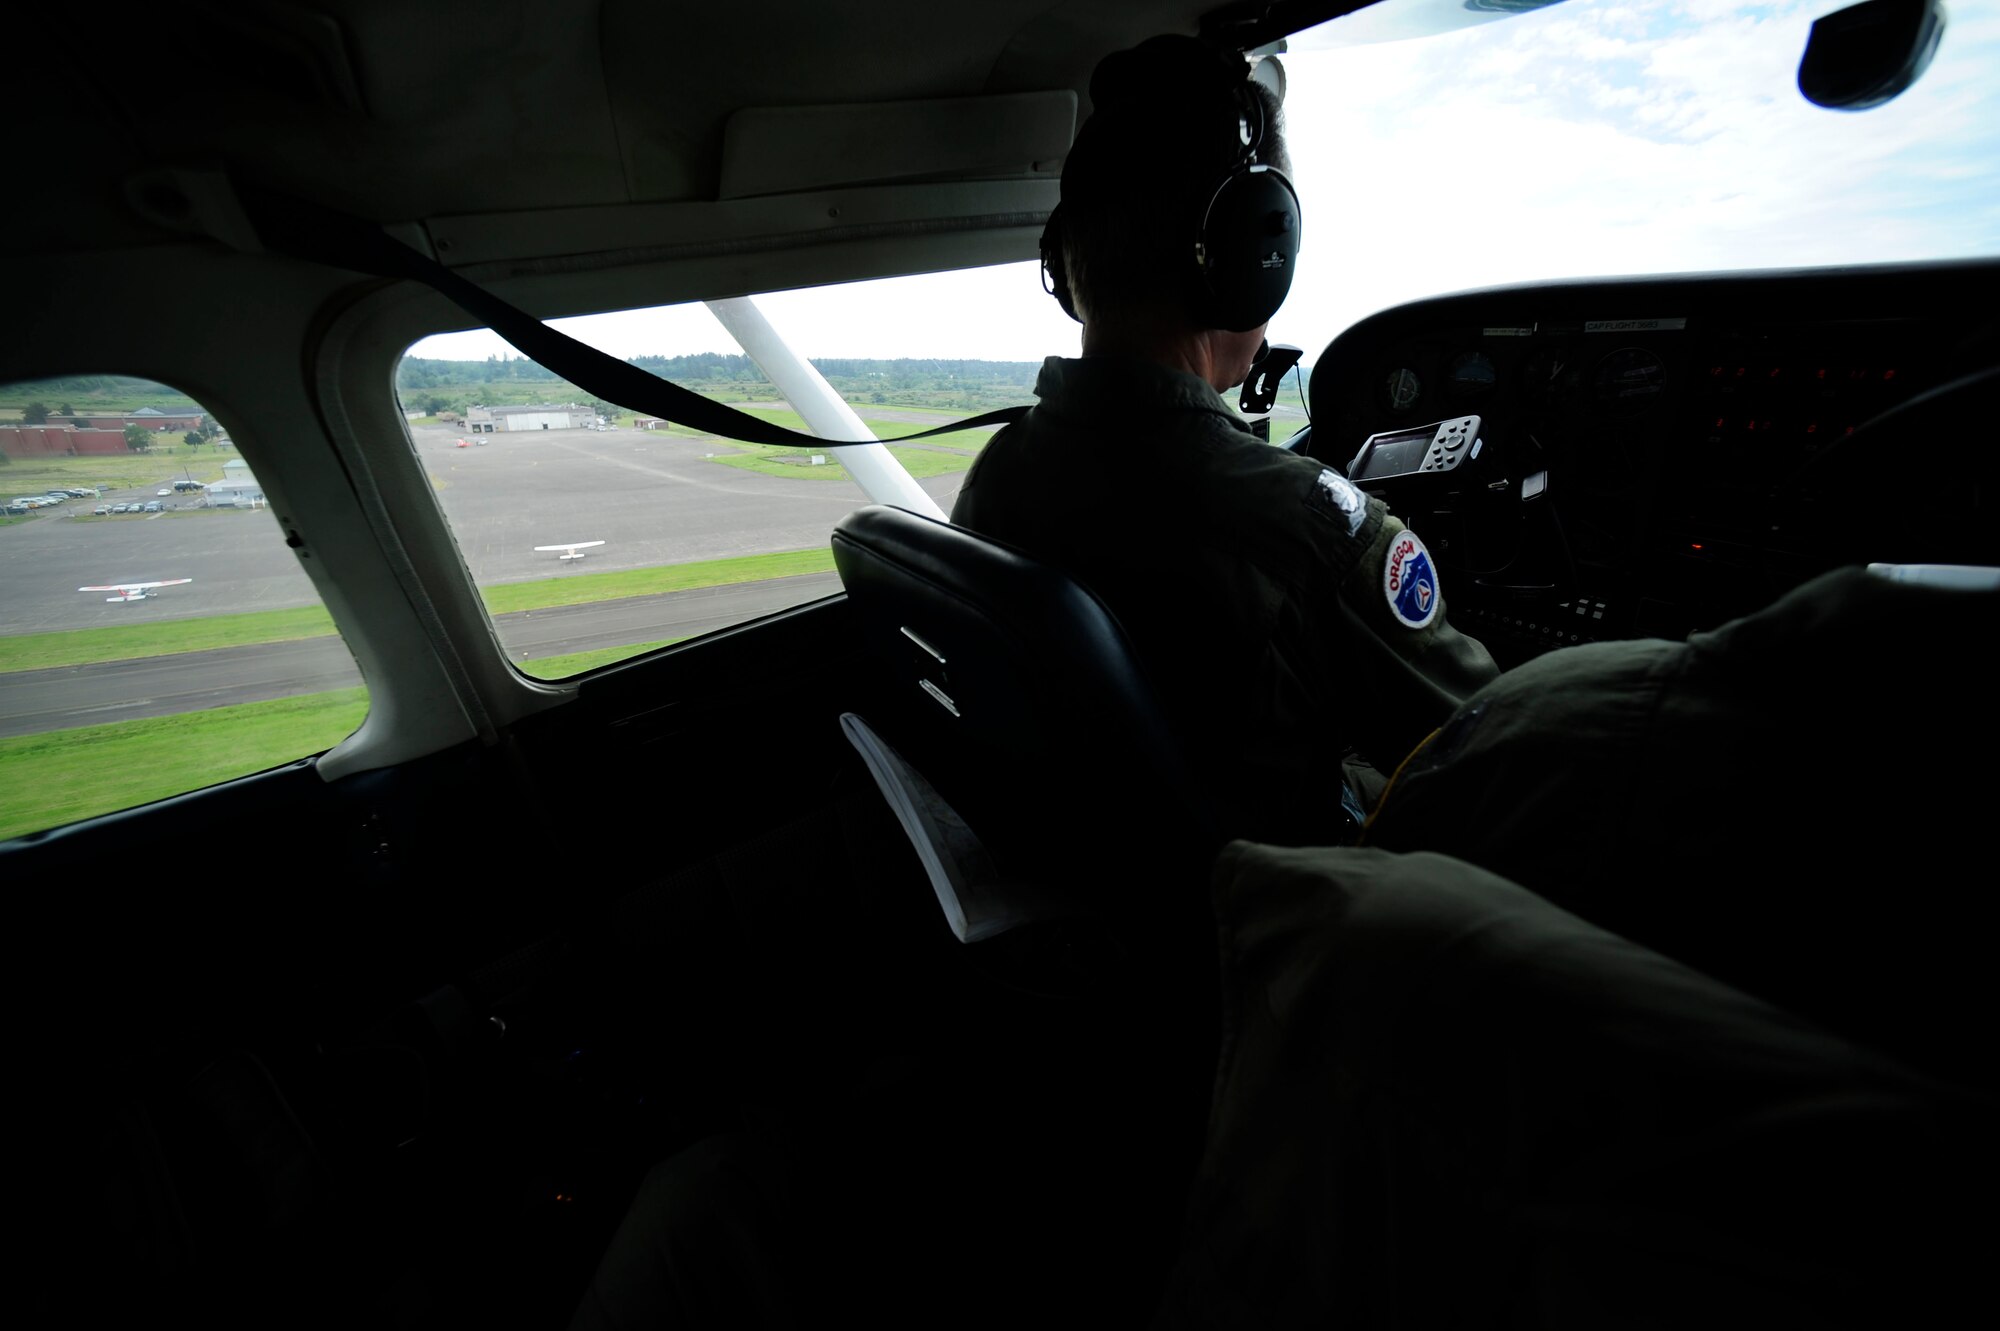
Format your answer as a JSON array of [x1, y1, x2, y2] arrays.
[[469, 404, 597, 432], [207, 458, 265, 507]]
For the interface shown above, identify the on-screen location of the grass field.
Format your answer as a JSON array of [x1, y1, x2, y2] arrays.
[[0, 548, 836, 674], [478, 547, 835, 615], [1, 444, 228, 494], [0, 687, 370, 841], [516, 637, 681, 679], [694, 404, 997, 483], [0, 630, 691, 839]]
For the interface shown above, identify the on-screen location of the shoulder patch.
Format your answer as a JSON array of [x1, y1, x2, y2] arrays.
[[1383, 529, 1442, 629], [1307, 468, 1367, 537]]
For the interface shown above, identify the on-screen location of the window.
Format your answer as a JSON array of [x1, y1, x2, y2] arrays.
[[402, 267, 1076, 679], [1279, 0, 2000, 342], [0, 377, 367, 838]]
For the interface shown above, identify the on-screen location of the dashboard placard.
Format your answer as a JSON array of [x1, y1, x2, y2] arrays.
[[1585, 317, 1688, 333]]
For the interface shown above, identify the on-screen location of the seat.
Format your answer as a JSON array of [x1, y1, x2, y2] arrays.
[[829, 503, 1220, 950], [1160, 841, 1988, 1329]]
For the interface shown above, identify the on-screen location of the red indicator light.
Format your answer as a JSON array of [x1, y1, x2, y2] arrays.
[[1805, 421, 1819, 434], [1816, 368, 1828, 380], [1691, 543, 1705, 552], [1768, 367, 1782, 378], [1883, 368, 1898, 381]]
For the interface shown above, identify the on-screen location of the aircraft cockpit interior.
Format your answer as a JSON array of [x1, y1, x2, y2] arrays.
[[3, 0, 1995, 1326], [1298, 259, 2000, 667]]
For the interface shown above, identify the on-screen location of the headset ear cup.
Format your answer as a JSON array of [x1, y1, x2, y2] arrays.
[[1041, 205, 1080, 323], [1192, 165, 1301, 332]]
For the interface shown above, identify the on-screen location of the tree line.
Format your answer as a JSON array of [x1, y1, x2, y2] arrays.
[[396, 353, 1045, 416], [396, 353, 1039, 389]]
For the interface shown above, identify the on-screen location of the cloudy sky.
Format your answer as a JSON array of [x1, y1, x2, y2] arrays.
[[410, 0, 1998, 368]]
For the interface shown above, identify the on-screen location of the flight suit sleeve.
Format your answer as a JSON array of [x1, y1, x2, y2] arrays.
[[1284, 467, 1500, 773], [1331, 508, 1500, 769]]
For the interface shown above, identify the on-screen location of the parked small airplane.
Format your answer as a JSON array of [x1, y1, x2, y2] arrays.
[[534, 541, 606, 562], [80, 578, 193, 603]]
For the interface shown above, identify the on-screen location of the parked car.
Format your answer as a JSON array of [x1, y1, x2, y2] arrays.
[[155, 489, 172, 497], [110, 503, 129, 513], [143, 501, 163, 513], [93, 504, 110, 515]]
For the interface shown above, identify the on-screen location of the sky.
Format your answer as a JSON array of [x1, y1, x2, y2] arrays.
[[408, 0, 2000, 368]]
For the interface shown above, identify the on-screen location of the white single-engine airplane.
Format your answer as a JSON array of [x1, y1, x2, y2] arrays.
[[535, 541, 606, 562], [80, 578, 193, 603]]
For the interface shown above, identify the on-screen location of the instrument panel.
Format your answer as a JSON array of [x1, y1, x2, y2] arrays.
[[1304, 260, 2000, 666]]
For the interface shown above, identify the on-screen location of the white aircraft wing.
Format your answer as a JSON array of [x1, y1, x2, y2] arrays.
[[533, 541, 607, 552], [79, 577, 193, 602]]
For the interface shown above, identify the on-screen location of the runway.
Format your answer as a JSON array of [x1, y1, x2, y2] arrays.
[[0, 573, 842, 738], [0, 417, 958, 736]]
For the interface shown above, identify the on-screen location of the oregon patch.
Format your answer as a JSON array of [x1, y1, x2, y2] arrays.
[[1308, 468, 1367, 537], [1383, 529, 1441, 629]]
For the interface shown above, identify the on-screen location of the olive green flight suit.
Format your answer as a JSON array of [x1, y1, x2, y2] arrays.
[[951, 355, 1499, 846]]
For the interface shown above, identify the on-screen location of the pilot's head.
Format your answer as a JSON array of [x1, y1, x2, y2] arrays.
[[1045, 34, 1300, 387]]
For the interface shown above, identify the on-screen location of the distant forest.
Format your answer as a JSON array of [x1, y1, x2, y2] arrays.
[[0, 375, 203, 414], [397, 353, 1039, 387], [395, 353, 1044, 413], [6, 353, 1309, 424]]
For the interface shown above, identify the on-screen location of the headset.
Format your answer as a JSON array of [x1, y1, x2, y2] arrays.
[[1042, 40, 1303, 333]]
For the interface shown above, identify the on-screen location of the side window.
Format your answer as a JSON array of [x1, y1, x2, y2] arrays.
[[402, 269, 1065, 680], [0, 377, 368, 839]]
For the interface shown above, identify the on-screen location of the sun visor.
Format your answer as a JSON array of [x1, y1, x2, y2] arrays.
[[718, 90, 1075, 200]]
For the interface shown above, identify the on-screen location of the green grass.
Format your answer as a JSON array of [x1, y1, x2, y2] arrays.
[[0, 630, 711, 839], [515, 637, 684, 679], [0, 687, 371, 841], [478, 547, 836, 615], [0, 606, 341, 674], [0, 445, 227, 494], [696, 404, 995, 483], [0, 548, 839, 674]]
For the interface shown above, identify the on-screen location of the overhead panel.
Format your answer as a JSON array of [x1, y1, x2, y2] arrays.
[[718, 92, 1077, 200]]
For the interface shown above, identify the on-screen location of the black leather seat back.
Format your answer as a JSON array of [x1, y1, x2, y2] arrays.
[[831, 504, 1217, 891]]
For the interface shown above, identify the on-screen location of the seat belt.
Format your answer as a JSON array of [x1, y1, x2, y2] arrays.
[[234, 182, 1032, 450]]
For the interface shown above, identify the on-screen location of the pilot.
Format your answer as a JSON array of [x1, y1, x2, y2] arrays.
[[950, 34, 1498, 845]]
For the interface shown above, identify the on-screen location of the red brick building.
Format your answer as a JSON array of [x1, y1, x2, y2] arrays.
[[0, 426, 130, 457]]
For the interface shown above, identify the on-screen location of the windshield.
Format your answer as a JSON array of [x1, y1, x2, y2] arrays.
[[394, 0, 1997, 682], [1274, 0, 2000, 348], [416, 1, 1996, 378]]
